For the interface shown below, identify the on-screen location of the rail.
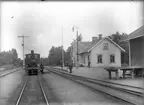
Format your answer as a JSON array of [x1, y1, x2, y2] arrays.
[[15, 74, 50, 105], [15, 76, 29, 105], [38, 73, 50, 105]]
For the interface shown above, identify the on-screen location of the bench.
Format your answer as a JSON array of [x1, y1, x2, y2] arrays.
[[104, 67, 120, 79]]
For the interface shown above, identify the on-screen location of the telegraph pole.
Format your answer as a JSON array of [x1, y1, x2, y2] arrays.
[[72, 25, 79, 69], [0, 35, 2, 53], [61, 26, 64, 68], [76, 30, 79, 68], [17, 35, 29, 68]]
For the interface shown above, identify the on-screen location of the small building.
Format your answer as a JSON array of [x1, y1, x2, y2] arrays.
[[71, 34, 125, 67]]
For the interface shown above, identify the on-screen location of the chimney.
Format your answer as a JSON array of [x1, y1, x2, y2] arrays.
[[92, 37, 98, 43], [98, 34, 102, 40]]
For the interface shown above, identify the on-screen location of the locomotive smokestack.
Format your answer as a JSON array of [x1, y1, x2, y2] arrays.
[[31, 50, 34, 54]]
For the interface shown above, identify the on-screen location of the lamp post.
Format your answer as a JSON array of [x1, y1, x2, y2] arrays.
[[72, 25, 79, 69]]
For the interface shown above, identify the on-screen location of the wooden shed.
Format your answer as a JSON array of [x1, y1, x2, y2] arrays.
[[122, 25, 144, 67], [121, 25, 144, 78]]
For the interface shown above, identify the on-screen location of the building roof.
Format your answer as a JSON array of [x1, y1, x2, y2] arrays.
[[72, 41, 91, 54], [80, 37, 125, 54], [121, 25, 144, 42], [80, 40, 101, 53]]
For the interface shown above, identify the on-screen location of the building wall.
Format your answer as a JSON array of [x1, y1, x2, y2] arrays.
[[130, 37, 144, 66], [90, 39, 121, 67]]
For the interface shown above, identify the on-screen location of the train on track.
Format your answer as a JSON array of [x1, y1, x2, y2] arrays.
[[25, 50, 44, 75]]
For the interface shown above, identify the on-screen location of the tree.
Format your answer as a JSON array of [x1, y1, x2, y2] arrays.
[[48, 46, 55, 65], [64, 46, 72, 66], [11, 49, 18, 65], [0, 48, 20, 66], [15, 58, 23, 66], [108, 31, 129, 65], [48, 46, 66, 66], [108, 31, 121, 44]]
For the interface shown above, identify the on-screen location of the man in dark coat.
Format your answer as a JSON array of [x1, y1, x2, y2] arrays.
[[88, 61, 91, 68], [40, 64, 44, 74], [68, 61, 73, 73]]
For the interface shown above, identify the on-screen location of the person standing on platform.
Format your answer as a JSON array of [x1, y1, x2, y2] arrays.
[[88, 61, 91, 68], [68, 61, 73, 73], [40, 63, 44, 74]]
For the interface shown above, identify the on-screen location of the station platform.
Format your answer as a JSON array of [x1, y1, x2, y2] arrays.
[[53, 66, 144, 89]]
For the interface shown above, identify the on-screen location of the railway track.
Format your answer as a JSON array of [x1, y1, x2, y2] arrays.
[[47, 67, 144, 105], [0, 68, 21, 78], [51, 67, 144, 94], [38, 73, 50, 105], [15, 74, 50, 105]]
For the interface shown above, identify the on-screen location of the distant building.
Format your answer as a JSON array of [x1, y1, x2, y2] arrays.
[[121, 25, 144, 67], [71, 34, 125, 67]]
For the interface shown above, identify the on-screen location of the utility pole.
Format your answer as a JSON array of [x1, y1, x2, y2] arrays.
[[0, 28, 1, 52], [61, 26, 64, 68], [17, 35, 29, 69], [0, 35, 2, 53], [72, 25, 79, 69]]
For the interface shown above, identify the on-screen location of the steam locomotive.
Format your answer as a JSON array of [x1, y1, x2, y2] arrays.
[[25, 50, 44, 75]]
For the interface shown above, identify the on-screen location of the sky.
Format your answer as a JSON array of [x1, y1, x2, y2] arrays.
[[0, 1, 143, 59]]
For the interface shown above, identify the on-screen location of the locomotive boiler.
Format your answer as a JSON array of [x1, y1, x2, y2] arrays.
[[25, 50, 42, 75]]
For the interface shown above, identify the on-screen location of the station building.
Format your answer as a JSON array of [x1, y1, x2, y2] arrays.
[[71, 34, 125, 68]]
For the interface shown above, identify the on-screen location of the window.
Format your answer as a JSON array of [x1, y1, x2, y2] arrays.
[[97, 54, 102, 63], [110, 54, 115, 63], [103, 43, 108, 50]]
